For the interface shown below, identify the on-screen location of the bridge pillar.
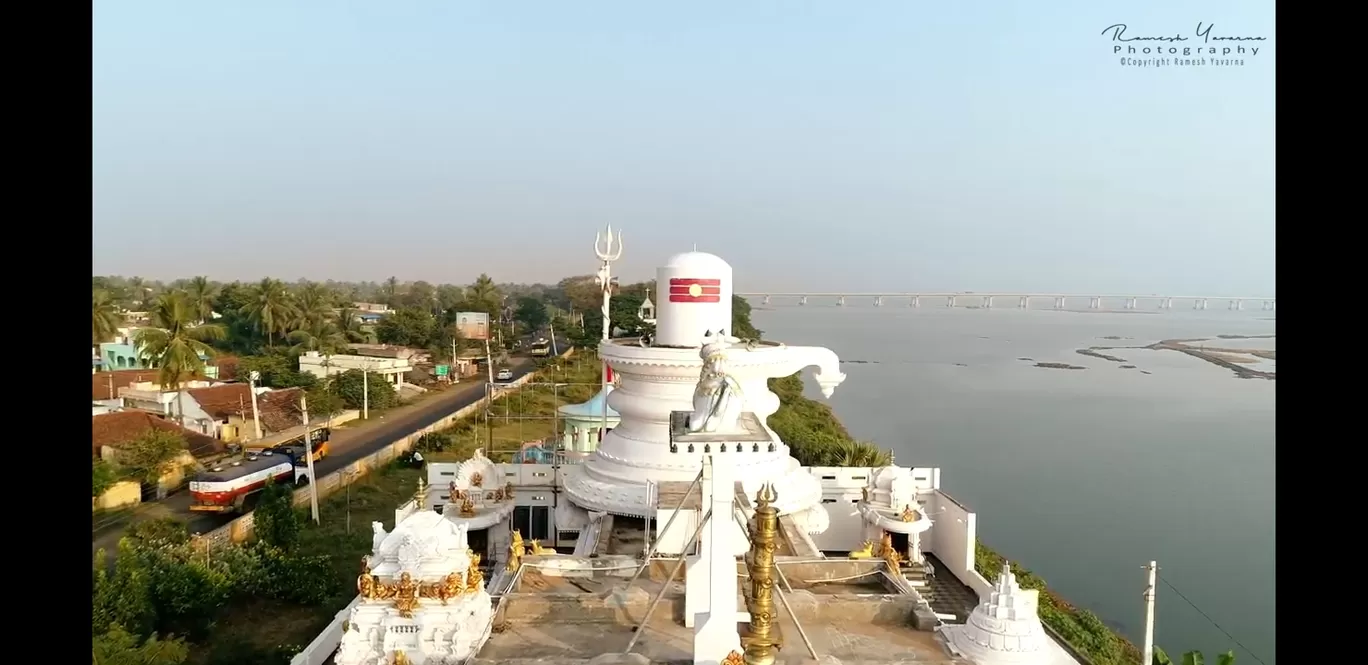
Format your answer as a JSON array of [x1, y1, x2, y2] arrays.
[[1125, 297, 1137, 310], [947, 296, 956, 308], [1229, 299, 1242, 311], [1262, 300, 1274, 311], [1089, 297, 1102, 310], [837, 295, 846, 307], [1194, 299, 1207, 310], [982, 296, 993, 308], [874, 296, 883, 307], [910, 295, 920, 307], [1054, 296, 1066, 310], [1161, 298, 1173, 310], [1019, 296, 1029, 309], [762, 295, 771, 305], [799, 296, 807, 306]]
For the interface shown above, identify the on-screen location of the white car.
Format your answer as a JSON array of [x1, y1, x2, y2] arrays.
[[496, 369, 513, 381]]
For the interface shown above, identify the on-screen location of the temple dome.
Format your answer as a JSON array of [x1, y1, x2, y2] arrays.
[[663, 251, 731, 273], [368, 510, 473, 580], [557, 385, 621, 419]]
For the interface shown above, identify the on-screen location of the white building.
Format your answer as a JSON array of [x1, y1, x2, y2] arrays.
[[298, 351, 411, 388]]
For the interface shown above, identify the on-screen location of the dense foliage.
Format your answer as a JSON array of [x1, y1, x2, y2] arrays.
[[254, 481, 301, 553], [93, 458, 119, 497], [93, 513, 339, 662], [112, 430, 190, 486]]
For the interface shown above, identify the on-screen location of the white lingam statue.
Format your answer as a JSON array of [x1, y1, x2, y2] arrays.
[[686, 329, 746, 434]]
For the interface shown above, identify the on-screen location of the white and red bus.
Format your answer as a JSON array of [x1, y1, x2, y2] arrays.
[[188, 451, 309, 514]]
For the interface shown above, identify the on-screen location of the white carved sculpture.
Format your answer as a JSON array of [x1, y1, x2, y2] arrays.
[[686, 330, 746, 434], [371, 522, 388, 555]]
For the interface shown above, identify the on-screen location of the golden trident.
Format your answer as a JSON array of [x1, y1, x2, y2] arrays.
[[743, 483, 780, 665]]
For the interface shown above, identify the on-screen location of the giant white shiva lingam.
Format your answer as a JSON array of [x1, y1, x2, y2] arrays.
[[562, 250, 847, 532], [335, 511, 493, 665]]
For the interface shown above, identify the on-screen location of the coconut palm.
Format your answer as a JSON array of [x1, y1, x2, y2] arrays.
[[820, 439, 893, 467], [382, 276, 401, 308], [336, 308, 370, 343], [135, 291, 227, 427], [186, 276, 218, 324], [239, 278, 297, 347], [93, 290, 122, 349], [287, 318, 349, 357], [294, 282, 336, 329]]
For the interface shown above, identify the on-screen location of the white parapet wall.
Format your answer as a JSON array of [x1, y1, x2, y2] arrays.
[[926, 489, 994, 599], [289, 595, 362, 665]]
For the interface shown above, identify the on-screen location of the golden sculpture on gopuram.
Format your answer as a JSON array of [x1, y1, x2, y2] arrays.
[[459, 495, 476, 517], [387, 572, 421, 618], [466, 551, 485, 592], [900, 503, 917, 522], [470, 471, 483, 488], [880, 530, 903, 568], [743, 483, 781, 665], [357, 558, 379, 599], [448, 482, 464, 503], [528, 540, 551, 555], [722, 651, 745, 665], [505, 481, 515, 499], [392, 650, 409, 665], [420, 571, 465, 605]]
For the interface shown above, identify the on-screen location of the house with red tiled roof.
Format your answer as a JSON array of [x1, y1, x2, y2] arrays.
[[181, 384, 306, 442], [92, 410, 225, 500]]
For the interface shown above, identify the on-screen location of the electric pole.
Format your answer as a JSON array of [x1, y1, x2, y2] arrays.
[[300, 394, 320, 524], [1142, 560, 1158, 665], [362, 369, 369, 420], [248, 371, 263, 440]]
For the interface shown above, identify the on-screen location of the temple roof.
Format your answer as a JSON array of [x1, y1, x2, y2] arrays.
[[557, 385, 621, 419]]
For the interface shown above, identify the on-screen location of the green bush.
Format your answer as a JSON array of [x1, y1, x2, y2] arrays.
[[329, 368, 397, 410], [254, 481, 301, 553], [92, 624, 190, 665], [94, 458, 119, 497]]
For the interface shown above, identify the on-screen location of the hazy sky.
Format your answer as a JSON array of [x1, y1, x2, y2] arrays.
[[93, 2, 1275, 295]]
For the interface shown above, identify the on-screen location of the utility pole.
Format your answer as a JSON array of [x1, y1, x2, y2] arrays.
[[248, 371, 264, 440], [451, 336, 458, 384], [300, 394, 320, 524], [1142, 560, 1158, 665], [483, 336, 496, 408], [548, 318, 559, 357], [362, 370, 370, 420]]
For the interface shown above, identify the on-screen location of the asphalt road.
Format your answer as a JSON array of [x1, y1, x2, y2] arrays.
[[92, 356, 538, 552]]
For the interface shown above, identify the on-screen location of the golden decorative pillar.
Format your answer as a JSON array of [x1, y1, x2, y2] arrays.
[[413, 476, 427, 508], [743, 483, 780, 665]]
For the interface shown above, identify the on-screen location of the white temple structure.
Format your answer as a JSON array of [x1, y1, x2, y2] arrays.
[[303, 236, 1087, 665], [561, 251, 847, 554], [335, 511, 494, 665], [939, 562, 1079, 665], [556, 385, 621, 453]]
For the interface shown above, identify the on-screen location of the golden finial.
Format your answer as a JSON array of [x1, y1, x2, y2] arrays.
[[744, 482, 780, 664], [414, 476, 427, 506]]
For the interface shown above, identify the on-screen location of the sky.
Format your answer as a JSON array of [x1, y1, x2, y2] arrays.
[[93, 1, 1275, 295]]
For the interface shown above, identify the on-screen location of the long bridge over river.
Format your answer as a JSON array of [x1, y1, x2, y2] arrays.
[[735, 293, 1276, 311]]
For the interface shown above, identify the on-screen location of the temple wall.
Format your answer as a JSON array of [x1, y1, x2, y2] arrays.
[[927, 489, 994, 599]]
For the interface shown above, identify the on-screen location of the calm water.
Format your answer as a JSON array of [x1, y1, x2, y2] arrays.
[[752, 305, 1276, 663]]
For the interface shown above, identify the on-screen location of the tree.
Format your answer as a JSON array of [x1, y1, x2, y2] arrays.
[[94, 458, 119, 497], [466, 273, 502, 318], [92, 624, 190, 665], [92, 541, 156, 637], [254, 481, 301, 553], [239, 278, 297, 347], [287, 318, 349, 357], [1154, 648, 1236, 665], [436, 284, 466, 311], [335, 308, 370, 343], [115, 430, 189, 486], [555, 275, 601, 312], [381, 276, 402, 308], [731, 294, 761, 339], [305, 385, 345, 423], [135, 291, 226, 426], [94, 290, 123, 347], [376, 307, 436, 347], [235, 354, 317, 389], [292, 282, 336, 329], [185, 276, 218, 325], [330, 369, 397, 410], [514, 296, 549, 332]]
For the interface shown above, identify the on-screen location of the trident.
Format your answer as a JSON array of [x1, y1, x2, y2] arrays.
[[594, 224, 623, 262]]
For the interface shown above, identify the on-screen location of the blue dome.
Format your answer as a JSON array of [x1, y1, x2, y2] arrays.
[[557, 386, 621, 419]]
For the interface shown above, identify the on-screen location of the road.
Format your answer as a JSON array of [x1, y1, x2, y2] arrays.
[[92, 357, 538, 556]]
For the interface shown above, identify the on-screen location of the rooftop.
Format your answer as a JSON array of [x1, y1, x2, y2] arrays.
[[91, 410, 225, 458], [92, 369, 207, 401], [187, 384, 304, 433]]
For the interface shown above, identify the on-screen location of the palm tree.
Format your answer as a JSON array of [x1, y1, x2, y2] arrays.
[[294, 282, 335, 329], [336, 308, 370, 343], [1154, 648, 1235, 665], [239, 278, 297, 348], [186, 276, 218, 324], [382, 276, 401, 308], [822, 440, 893, 467], [127, 276, 148, 308], [287, 318, 349, 357], [135, 292, 227, 428], [92, 290, 122, 350]]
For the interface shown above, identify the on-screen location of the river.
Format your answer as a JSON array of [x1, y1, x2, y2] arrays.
[[751, 304, 1276, 663]]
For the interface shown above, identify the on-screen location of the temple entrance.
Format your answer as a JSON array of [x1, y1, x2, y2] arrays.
[[467, 527, 489, 561], [890, 531, 909, 559]]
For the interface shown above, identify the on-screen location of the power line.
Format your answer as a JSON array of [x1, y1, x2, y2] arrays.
[[1156, 573, 1269, 665]]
